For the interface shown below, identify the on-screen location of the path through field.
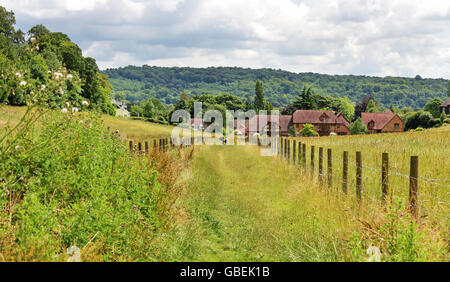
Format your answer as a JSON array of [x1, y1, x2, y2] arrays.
[[175, 145, 356, 262]]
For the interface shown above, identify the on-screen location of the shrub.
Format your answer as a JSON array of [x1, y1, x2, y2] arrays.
[[349, 117, 367, 135], [300, 124, 318, 137], [405, 111, 433, 130], [0, 107, 179, 261]]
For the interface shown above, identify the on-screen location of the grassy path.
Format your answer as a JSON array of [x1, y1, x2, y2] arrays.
[[174, 145, 357, 262]]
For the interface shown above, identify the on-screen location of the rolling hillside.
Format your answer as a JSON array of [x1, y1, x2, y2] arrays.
[[102, 66, 449, 109]]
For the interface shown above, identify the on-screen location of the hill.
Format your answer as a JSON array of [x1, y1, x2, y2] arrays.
[[102, 66, 449, 109]]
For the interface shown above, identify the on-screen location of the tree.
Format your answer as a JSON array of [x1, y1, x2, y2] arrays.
[[424, 98, 443, 118], [405, 111, 433, 130], [293, 86, 315, 110], [448, 80, 450, 97], [440, 111, 446, 125], [300, 124, 318, 137], [349, 118, 368, 135], [336, 97, 355, 121], [254, 80, 265, 111], [366, 99, 381, 113]]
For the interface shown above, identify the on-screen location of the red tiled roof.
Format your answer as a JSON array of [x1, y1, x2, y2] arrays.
[[361, 111, 396, 130], [293, 110, 343, 125], [336, 113, 350, 127], [441, 98, 450, 107], [247, 115, 292, 133]]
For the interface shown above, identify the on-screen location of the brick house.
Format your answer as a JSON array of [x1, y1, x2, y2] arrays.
[[440, 98, 450, 115], [190, 118, 208, 130], [361, 111, 404, 134], [292, 110, 350, 136], [246, 115, 293, 136]]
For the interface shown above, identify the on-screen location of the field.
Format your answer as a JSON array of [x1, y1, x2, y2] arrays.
[[0, 106, 174, 140], [0, 105, 448, 261]]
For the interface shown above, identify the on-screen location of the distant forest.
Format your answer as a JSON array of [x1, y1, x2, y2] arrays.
[[102, 66, 449, 110]]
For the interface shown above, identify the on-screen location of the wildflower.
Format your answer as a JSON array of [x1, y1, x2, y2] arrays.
[[53, 72, 63, 80], [15, 72, 22, 78], [82, 100, 89, 106], [61, 108, 68, 114], [115, 130, 119, 134], [67, 74, 73, 80], [19, 81, 27, 87], [30, 91, 34, 95], [30, 37, 37, 43], [66, 102, 70, 107], [79, 120, 84, 124], [41, 85, 46, 90], [72, 107, 79, 113], [58, 87, 64, 95], [15, 145, 20, 150], [366, 245, 381, 262]]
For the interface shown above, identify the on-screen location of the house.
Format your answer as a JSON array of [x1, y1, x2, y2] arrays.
[[292, 110, 350, 136], [247, 115, 293, 136], [440, 98, 450, 115], [111, 99, 130, 117], [361, 111, 404, 134]]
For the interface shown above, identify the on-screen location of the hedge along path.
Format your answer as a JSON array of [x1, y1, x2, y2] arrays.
[[180, 145, 361, 262]]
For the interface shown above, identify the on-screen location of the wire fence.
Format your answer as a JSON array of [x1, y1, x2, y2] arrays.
[[272, 137, 450, 223]]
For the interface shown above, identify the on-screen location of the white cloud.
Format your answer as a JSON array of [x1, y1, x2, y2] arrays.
[[2, 0, 450, 78]]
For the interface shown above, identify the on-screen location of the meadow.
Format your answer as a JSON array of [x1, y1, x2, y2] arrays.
[[0, 105, 448, 261]]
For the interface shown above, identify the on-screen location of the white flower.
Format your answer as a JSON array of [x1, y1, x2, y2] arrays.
[[81, 100, 89, 106], [30, 37, 37, 43], [15, 145, 20, 150], [366, 245, 381, 262], [15, 72, 22, 78], [19, 81, 27, 87], [67, 74, 73, 80], [66, 102, 70, 107], [53, 72, 63, 80], [61, 108, 68, 114], [72, 107, 78, 113], [41, 85, 46, 90], [79, 120, 84, 124], [58, 87, 64, 95]]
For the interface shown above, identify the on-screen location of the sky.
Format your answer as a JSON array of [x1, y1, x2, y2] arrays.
[[2, 0, 450, 78]]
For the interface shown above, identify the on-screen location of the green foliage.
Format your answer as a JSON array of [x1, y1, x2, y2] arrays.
[[365, 99, 381, 113], [405, 111, 433, 130], [300, 124, 318, 137], [424, 98, 443, 118], [0, 106, 166, 260], [254, 80, 265, 111], [103, 66, 449, 110], [349, 117, 367, 135], [0, 6, 114, 114]]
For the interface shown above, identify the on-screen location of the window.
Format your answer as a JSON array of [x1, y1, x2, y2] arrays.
[[394, 123, 400, 129], [368, 121, 374, 129]]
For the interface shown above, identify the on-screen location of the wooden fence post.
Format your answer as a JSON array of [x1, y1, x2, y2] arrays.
[[129, 140, 133, 152], [356, 151, 362, 202], [298, 142, 302, 165], [327, 148, 332, 188], [319, 147, 324, 183], [342, 151, 348, 194], [145, 141, 149, 153], [302, 143, 306, 167], [293, 140, 297, 164], [382, 152, 389, 204], [284, 138, 288, 159], [138, 142, 142, 152], [280, 138, 283, 158], [311, 146, 315, 176], [153, 139, 157, 150], [409, 156, 419, 220], [287, 139, 291, 163]]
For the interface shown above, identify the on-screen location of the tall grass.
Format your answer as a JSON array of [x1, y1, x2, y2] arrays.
[[0, 105, 189, 261]]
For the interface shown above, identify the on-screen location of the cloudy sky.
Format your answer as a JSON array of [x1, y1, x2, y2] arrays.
[[3, 0, 450, 78]]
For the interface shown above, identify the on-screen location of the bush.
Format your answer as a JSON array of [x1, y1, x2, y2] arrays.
[[349, 117, 367, 135], [0, 107, 177, 261], [405, 111, 433, 130], [300, 124, 318, 137]]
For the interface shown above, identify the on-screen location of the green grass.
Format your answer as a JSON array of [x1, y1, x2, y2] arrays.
[[287, 127, 450, 227], [160, 145, 361, 261]]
